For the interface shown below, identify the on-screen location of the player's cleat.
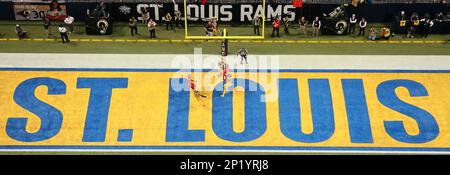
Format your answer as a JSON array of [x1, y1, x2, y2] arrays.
[[194, 91, 207, 98]]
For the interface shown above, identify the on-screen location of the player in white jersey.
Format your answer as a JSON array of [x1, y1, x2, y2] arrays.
[[238, 48, 248, 64]]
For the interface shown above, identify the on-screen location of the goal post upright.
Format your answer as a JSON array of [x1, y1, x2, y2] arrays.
[[183, 0, 266, 40], [183, 0, 189, 39], [262, 0, 265, 39]]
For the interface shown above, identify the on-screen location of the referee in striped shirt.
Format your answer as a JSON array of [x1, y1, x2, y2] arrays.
[[58, 24, 70, 43]]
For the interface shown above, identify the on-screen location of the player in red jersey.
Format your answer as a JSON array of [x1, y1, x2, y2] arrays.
[[220, 63, 232, 97], [217, 57, 226, 77], [222, 63, 231, 82], [187, 75, 207, 98]]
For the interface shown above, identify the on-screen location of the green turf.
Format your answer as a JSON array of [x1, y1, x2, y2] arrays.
[[1, 41, 449, 55], [0, 20, 449, 55]]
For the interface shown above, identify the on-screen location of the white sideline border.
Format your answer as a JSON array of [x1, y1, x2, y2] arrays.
[[0, 53, 450, 70]]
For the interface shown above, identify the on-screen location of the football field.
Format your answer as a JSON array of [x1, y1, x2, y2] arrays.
[[1, 20, 450, 155], [1, 53, 450, 154]]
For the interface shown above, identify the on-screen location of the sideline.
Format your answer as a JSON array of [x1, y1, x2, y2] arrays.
[[0, 38, 448, 44]]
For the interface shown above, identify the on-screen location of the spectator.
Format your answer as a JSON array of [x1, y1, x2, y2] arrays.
[[312, 16, 321, 36], [58, 24, 70, 43], [348, 14, 357, 34], [43, 17, 51, 38], [15, 24, 26, 39], [368, 27, 377, 40], [252, 15, 261, 35], [272, 16, 281, 37], [283, 15, 290, 35], [298, 16, 308, 35], [129, 16, 138, 36], [174, 10, 182, 28], [148, 19, 157, 38], [64, 16, 74, 33], [165, 12, 173, 30], [358, 18, 367, 36]]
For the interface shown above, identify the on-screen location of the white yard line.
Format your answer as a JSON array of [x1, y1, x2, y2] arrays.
[[0, 53, 449, 70]]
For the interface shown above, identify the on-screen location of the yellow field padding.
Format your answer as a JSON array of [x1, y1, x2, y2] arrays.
[[0, 38, 448, 44]]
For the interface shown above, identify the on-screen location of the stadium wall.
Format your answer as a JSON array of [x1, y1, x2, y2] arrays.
[[63, 2, 448, 23], [0, 1, 14, 20], [1, 1, 448, 23]]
